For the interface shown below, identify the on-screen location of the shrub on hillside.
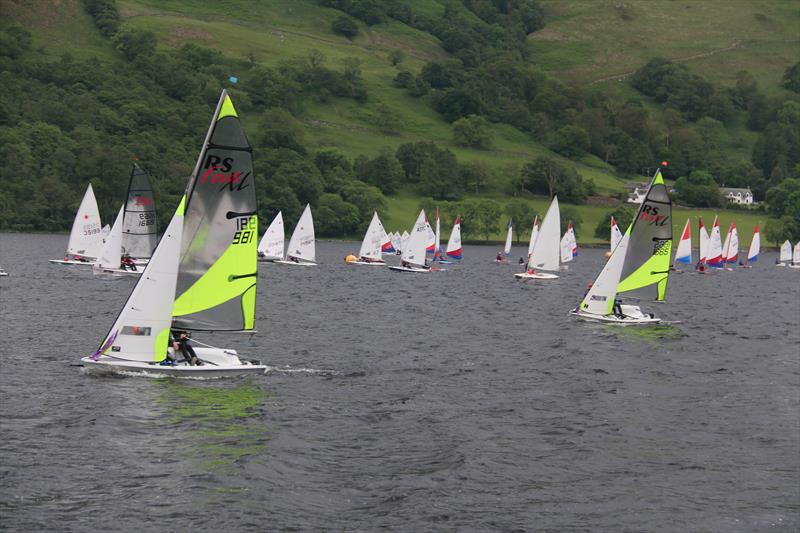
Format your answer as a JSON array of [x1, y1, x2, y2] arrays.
[[332, 15, 359, 38]]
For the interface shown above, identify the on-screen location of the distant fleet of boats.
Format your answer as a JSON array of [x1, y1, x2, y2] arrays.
[[2, 90, 796, 377]]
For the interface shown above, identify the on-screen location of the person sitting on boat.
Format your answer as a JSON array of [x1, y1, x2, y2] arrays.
[[496, 252, 504, 262], [172, 330, 201, 366], [401, 260, 411, 268], [613, 298, 624, 318], [518, 257, 525, 264], [289, 255, 299, 263], [120, 254, 137, 271]]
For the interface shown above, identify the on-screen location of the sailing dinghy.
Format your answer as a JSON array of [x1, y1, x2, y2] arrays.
[[721, 222, 739, 270], [707, 216, 724, 269], [696, 217, 710, 272], [516, 196, 560, 279], [257, 212, 284, 262], [82, 90, 267, 378], [92, 205, 141, 277], [527, 216, 540, 259], [571, 169, 672, 324], [49, 184, 105, 265], [389, 210, 431, 273], [121, 163, 158, 265], [777, 240, 792, 266], [275, 204, 316, 266], [349, 212, 390, 265], [559, 222, 577, 265], [495, 220, 513, 263], [442, 215, 462, 263], [741, 226, 760, 267], [791, 242, 800, 269], [673, 218, 692, 270]]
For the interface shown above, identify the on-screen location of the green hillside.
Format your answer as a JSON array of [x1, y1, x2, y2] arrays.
[[2, 0, 798, 245]]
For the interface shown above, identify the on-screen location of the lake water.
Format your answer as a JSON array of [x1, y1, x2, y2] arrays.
[[1, 233, 798, 532]]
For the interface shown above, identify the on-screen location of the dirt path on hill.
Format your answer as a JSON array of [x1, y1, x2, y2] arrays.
[[587, 40, 742, 85]]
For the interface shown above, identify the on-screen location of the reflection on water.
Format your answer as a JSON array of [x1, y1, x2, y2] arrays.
[[613, 324, 686, 342], [155, 379, 271, 472]]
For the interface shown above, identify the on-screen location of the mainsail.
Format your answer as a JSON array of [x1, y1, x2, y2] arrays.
[[257, 211, 284, 260], [503, 220, 513, 256], [698, 217, 709, 264], [403, 210, 428, 267], [358, 212, 386, 261], [95, 206, 124, 270], [617, 169, 672, 301], [172, 90, 258, 332], [528, 216, 540, 257], [121, 163, 158, 259], [580, 227, 631, 315], [67, 184, 104, 259], [286, 204, 315, 262], [707, 217, 724, 268], [674, 218, 692, 265], [610, 216, 622, 252], [528, 196, 560, 271], [746, 226, 760, 264], [446, 215, 462, 260]]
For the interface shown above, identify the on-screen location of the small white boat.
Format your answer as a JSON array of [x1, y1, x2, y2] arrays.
[[0, 268, 8, 277], [572, 169, 672, 325], [673, 218, 692, 270], [706, 216, 724, 269], [275, 204, 317, 266], [777, 240, 792, 266], [439, 215, 462, 264], [721, 222, 739, 271], [388, 209, 431, 274], [92, 205, 142, 277], [790, 242, 800, 269], [49, 184, 104, 265], [695, 217, 710, 272], [517, 196, 561, 280], [257, 211, 284, 262], [559, 222, 577, 264], [740, 226, 759, 268], [82, 90, 268, 378], [121, 162, 158, 262], [348, 212, 390, 266]]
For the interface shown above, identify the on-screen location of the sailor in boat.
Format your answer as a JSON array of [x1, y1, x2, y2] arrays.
[[289, 255, 300, 263], [496, 252, 504, 262], [613, 298, 624, 318], [169, 330, 201, 366], [120, 254, 137, 271], [345, 253, 358, 264], [518, 257, 525, 264]]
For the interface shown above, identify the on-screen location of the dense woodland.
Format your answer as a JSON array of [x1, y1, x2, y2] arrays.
[[0, 0, 798, 242]]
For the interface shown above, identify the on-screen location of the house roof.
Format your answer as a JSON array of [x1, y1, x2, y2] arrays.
[[720, 187, 752, 195]]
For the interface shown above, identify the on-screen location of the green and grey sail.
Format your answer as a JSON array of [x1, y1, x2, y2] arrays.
[[121, 162, 158, 259], [617, 169, 672, 301], [172, 90, 258, 332]]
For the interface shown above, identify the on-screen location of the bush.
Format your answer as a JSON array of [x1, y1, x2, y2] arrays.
[[332, 15, 359, 38]]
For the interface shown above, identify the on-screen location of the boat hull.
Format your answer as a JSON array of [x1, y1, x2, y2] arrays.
[[49, 259, 95, 266], [569, 305, 662, 325], [348, 260, 386, 266], [388, 265, 430, 273], [514, 271, 559, 280], [92, 266, 142, 277], [273, 260, 317, 267]]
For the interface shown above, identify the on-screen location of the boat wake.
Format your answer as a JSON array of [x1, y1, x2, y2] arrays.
[[266, 365, 341, 377]]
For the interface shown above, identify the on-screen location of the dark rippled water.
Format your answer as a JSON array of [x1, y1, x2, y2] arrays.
[[1, 233, 798, 532]]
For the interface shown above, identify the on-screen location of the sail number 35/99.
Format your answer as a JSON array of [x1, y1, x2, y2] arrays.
[[232, 216, 256, 245]]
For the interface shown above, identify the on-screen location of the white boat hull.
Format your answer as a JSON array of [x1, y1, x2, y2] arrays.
[[348, 260, 386, 266], [273, 260, 317, 267], [570, 304, 661, 325], [92, 266, 142, 277], [388, 265, 430, 273], [49, 259, 95, 266], [257, 256, 282, 263], [81, 347, 268, 379], [515, 271, 559, 280]]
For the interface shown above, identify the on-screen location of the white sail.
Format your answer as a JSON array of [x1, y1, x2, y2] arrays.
[[527, 216, 539, 257], [528, 196, 560, 271], [503, 221, 513, 256], [401, 231, 410, 253], [433, 211, 441, 260], [95, 206, 124, 270], [67, 184, 104, 259], [721, 223, 731, 261], [698, 218, 709, 263], [723, 223, 739, 264], [567, 223, 577, 258], [674, 218, 692, 265], [746, 226, 760, 264], [445, 216, 462, 259], [610, 216, 622, 252], [707, 217, 724, 267], [358, 212, 385, 261], [580, 230, 631, 315], [101, 224, 111, 241], [258, 212, 284, 260], [402, 210, 428, 267], [793, 242, 800, 266], [560, 230, 573, 263], [93, 205, 185, 362], [286, 205, 315, 263], [424, 219, 436, 254], [779, 240, 792, 263]]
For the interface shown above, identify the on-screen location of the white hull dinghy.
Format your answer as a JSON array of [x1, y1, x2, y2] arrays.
[[81, 90, 268, 378], [572, 169, 672, 325], [347, 212, 390, 267], [277, 204, 317, 266], [92, 205, 142, 278], [257, 211, 284, 262], [517, 196, 561, 280], [121, 162, 158, 264], [50, 183, 104, 266], [389, 209, 431, 274]]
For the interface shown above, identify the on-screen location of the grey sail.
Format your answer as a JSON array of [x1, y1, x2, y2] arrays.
[[617, 169, 672, 302], [171, 90, 258, 332], [121, 163, 158, 259]]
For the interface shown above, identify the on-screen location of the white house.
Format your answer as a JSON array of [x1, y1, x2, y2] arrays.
[[625, 182, 648, 204], [720, 187, 754, 205]]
